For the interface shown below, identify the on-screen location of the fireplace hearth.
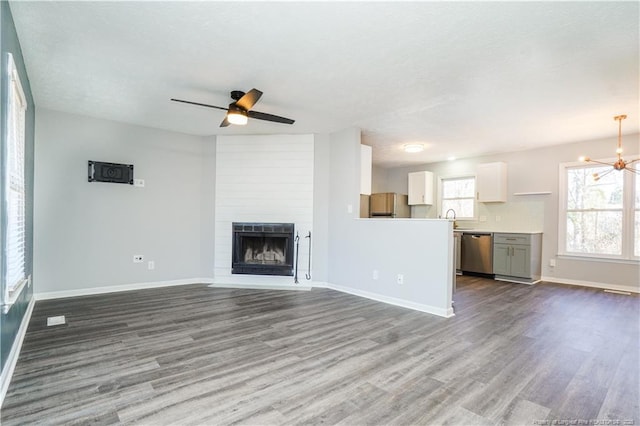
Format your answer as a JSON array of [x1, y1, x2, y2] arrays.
[[232, 222, 295, 276]]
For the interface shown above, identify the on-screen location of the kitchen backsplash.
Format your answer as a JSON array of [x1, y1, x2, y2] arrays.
[[474, 200, 545, 232], [410, 200, 545, 232]]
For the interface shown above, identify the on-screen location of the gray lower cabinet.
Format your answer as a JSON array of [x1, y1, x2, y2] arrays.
[[493, 233, 542, 283]]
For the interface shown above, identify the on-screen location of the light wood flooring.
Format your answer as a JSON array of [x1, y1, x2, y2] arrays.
[[1, 276, 638, 425]]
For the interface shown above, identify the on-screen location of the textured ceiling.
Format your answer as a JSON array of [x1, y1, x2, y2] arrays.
[[9, 1, 640, 167]]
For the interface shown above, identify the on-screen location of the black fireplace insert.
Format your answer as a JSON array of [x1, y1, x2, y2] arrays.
[[232, 222, 295, 276]]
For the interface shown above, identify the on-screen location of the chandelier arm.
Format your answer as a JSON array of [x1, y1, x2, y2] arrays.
[[594, 168, 616, 180], [585, 159, 616, 166], [617, 116, 623, 154]]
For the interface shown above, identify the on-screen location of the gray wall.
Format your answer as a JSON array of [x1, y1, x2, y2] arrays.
[[371, 165, 388, 194], [327, 128, 453, 316], [312, 133, 330, 282], [199, 136, 216, 278], [0, 1, 35, 373], [327, 128, 361, 284], [374, 134, 640, 291], [34, 109, 207, 296]]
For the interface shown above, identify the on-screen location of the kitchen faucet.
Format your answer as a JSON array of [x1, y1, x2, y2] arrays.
[[445, 209, 456, 220]]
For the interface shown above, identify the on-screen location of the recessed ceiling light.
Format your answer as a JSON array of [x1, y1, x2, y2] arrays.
[[404, 144, 424, 153], [448, 156, 456, 161]]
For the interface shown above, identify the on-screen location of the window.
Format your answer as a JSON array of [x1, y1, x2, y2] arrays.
[[559, 161, 639, 260], [440, 176, 475, 219], [4, 53, 28, 303]]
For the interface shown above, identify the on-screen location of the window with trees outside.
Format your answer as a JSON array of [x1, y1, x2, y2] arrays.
[[440, 176, 476, 219], [560, 162, 639, 260]]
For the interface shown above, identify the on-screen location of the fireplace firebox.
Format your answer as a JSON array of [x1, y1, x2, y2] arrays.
[[232, 222, 295, 276]]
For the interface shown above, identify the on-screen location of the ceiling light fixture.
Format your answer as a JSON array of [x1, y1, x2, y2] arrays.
[[226, 104, 248, 125], [404, 144, 424, 153], [579, 114, 638, 180], [448, 156, 456, 161]]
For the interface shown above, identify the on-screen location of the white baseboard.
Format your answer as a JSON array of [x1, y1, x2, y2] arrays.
[[321, 282, 454, 318], [35, 277, 215, 300], [495, 277, 540, 285], [1, 295, 35, 407], [541, 276, 639, 294]]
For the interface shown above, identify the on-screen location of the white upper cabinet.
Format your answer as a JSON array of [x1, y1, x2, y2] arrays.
[[360, 144, 372, 195], [408, 171, 434, 205], [476, 162, 507, 202]]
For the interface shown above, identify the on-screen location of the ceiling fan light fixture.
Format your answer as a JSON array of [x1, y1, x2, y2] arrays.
[[404, 144, 424, 153], [227, 109, 248, 125]]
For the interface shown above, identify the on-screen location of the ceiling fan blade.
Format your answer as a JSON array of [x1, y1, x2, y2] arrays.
[[235, 89, 263, 111], [248, 110, 295, 125], [220, 116, 231, 127], [171, 98, 228, 111]]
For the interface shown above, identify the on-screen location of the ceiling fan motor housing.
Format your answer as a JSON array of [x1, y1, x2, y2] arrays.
[[228, 103, 246, 115], [230, 90, 246, 101]]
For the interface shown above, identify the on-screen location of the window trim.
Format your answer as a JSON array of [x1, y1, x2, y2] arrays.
[[558, 158, 639, 262], [437, 174, 477, 220]]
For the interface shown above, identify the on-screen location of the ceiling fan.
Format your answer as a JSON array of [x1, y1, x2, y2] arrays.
[[171, 88, 295, 127]]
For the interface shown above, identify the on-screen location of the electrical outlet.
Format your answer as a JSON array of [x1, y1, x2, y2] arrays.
[[347, 204, 353, 214], [372, 270, 379, 280], [133, 255, 144, 263], [134, 179, 145, 187], [549, 259, 556, 267], [148, 260, 155, 270], [479, 215, 487, 222], [397, 274, 404, 285], [495, 215, 502, 222]]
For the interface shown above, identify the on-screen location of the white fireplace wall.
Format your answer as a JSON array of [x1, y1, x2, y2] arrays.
[[214, 134, 314, 284]]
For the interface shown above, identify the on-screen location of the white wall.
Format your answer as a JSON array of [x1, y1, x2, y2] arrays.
[[327, 128, 453, 316], [375, 134, 640, 292], [213, 134, 314, 286], [34, 109, 207, 297]]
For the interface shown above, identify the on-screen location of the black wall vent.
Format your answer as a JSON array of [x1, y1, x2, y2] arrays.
[[88, 161, 134, 185]]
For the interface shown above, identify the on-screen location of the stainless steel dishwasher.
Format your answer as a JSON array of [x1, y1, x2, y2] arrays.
[[461, 232, 494, 274]]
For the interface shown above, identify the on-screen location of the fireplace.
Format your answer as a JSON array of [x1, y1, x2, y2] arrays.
[[232, 222, 295, 276]]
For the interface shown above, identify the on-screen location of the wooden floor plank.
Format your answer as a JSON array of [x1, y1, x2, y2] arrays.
[[1, 277, 638, 425]]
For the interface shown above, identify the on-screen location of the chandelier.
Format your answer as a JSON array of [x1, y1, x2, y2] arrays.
[[579, 114, 639, 180]]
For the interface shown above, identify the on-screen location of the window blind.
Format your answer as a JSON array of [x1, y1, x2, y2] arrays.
[[4, 53, 27, 302]]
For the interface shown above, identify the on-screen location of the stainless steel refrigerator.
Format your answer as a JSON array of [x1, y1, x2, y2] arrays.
[[369, 193, 410, 218]]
